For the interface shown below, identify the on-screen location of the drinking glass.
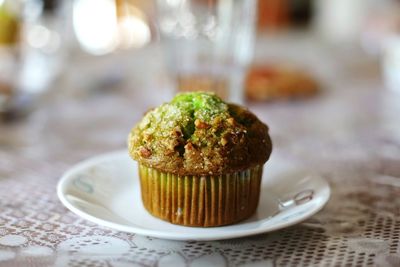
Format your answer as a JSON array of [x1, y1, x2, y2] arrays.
[[156, 0, 258, 103], [0, 0, 69, 119]]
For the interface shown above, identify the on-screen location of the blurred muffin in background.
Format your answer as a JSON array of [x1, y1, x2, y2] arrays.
[[246, 65, 319, 102]]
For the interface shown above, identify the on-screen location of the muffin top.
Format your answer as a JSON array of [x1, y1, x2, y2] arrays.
[[128, 92, 272, 175]]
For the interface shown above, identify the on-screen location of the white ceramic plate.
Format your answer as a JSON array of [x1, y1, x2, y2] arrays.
[[57, 150, 330, 241]]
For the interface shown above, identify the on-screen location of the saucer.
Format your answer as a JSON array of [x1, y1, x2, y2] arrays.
[[57, 151, 330, 241]]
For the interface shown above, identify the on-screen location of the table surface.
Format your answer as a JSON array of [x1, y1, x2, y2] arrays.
[[0, 35, 400, 267]]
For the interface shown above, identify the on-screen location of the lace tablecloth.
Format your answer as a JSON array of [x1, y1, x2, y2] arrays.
[[0, 40, 400, 266]]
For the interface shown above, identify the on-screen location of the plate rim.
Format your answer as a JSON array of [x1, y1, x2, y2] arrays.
[[57, 150, 331, 241]]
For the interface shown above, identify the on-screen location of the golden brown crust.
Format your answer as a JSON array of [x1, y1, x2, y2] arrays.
[[128, 96, 272, 176]]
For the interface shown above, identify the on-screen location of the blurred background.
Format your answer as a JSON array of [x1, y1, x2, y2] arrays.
[[0, 0, 399, 107], [0, 0, 400, 156]]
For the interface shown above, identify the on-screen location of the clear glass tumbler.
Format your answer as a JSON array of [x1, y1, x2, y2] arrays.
[[157, 0, 258, 103]]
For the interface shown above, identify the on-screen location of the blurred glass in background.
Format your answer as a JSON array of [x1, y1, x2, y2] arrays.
[[20, 0, 69, 94], [314, 0, 368, 44], [0, 0, 69, 119], [0, 0, 156, 119], [156, 0, 258, 103], [359, 0, 400, 93], [383, 37, 400, 93], [0, 0, 21, 111]]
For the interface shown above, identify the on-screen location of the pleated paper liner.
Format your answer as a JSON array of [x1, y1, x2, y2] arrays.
[[138, 164, 263, 227]]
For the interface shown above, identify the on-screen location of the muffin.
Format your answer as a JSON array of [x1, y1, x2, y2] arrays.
[[128, 92, 272, 227]]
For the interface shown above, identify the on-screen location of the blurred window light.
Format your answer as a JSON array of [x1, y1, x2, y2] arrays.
[[73, 0, 118, 55], [73, 0, 151, 55], [118, 15, 151, 49], [116, 3, 151, 49]]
